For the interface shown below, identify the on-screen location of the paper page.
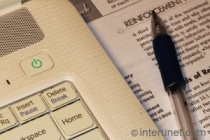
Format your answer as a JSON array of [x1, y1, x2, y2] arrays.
[[71, 0, 210, 139], [91, 0, 141, 16]]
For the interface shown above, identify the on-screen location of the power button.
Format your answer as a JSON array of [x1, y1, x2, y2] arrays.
[[20, 54, 54, 76]]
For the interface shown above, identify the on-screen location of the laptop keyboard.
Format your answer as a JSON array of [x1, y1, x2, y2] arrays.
[[0, 82, 106, 140]]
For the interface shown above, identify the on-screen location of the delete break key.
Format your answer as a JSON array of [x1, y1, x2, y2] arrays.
[[41, 82, 78, 110]]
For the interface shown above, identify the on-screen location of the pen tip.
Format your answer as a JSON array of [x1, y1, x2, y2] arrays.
[[152, 10, 157, 20], [151, 11, 168, 38]]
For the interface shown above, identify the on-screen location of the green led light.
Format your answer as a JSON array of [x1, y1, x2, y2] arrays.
[[31, 59, 42, 68]]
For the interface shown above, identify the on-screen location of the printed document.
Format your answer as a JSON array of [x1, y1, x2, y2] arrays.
[[71, 0, 210, 139]]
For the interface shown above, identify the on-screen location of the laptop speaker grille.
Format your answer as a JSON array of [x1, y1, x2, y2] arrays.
[[0, 8, 44, 57]]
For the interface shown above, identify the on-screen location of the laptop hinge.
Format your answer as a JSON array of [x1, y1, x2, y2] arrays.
[[0, 0, 22, 16]]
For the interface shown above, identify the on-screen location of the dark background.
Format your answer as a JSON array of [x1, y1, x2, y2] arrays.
[[70, 0, 102, 23]]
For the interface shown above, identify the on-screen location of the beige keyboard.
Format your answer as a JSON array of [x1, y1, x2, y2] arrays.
[[0, 82, 106, 140]]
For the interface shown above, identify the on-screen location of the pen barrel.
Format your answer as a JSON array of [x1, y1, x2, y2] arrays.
[[153, 34, 185, 90], [168, 84, 201, 140], [153, 34, 201, 139]]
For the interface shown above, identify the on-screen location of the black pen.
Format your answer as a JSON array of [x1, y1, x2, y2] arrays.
[[151, 11, 201, 140]]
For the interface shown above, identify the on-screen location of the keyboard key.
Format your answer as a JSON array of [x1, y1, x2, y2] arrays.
[[73, 129, 105, 140], [41, 82, 78, 110], [0, 108, 18, 133], [0, 115, 63, 140], [51, 101, 95, 139], [11, 95, 48, 123]]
